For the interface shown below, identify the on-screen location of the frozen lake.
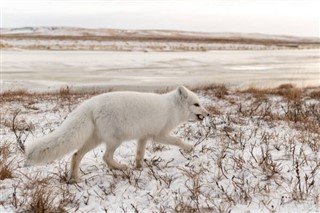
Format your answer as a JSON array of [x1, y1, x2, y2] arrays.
[[1, 49, 319, 92]]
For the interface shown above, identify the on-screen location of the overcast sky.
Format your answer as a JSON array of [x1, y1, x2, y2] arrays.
[[1, 0, 319, 37]]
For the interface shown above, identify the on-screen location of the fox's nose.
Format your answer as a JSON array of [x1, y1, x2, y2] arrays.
[[206, 113, 210, 116]]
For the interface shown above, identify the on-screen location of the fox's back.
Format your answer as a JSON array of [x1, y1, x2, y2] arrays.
[[89, 91, 172, 140]]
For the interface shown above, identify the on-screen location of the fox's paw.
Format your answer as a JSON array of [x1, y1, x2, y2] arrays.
[[118, 164, 128, 170], [109, 163, 128, 170], [67, 177, 79, 184], [182, 144, 194, 153], [135, 160, 144, 169]]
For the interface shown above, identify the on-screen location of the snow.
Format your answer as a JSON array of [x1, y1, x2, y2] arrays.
[[1, 88, 319, 212]]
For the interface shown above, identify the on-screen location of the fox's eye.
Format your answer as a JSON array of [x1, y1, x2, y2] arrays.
[[194, 103, 200, 107]]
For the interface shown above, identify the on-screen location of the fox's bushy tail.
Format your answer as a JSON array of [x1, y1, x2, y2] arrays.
[[25, 109, 94, 165]]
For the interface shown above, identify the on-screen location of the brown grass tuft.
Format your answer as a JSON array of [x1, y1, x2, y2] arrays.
[[11, 176, 79, 212], [206, 105, 221, 115], [0, 90, 34, 102], [59, 86, 71, 97], [241, 87, 267, 100], [242, 84, 302, 101], [278, 83, 295, 90], [28, 183, 57, 213], [0, 162, 14, 180], [275, 84, 302, 101], [0, 142, 14, 180], [196, 84, 229, 99], [1, 90, 30, 97], [309, 90, 320, 99]]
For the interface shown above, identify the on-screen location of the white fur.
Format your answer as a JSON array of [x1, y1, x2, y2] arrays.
[[25, 86, 208, 183]]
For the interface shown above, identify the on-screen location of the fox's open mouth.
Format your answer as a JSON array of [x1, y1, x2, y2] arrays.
[[196, 114, 205, 120]]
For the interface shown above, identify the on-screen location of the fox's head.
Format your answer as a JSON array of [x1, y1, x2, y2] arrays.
[[176, 86, 209, 121]]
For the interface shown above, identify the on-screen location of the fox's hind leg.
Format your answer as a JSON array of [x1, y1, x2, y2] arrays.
[[103, 140, 127, 170], [135, 138, 148, 168], [69, 138, 100, 183]]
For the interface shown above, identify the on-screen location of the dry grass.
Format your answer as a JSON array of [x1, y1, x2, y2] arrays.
[[196, 84, 229, 99], [0, 140, 78, 212], [242, 83, 303, 101], [205, 105, 221, 116], [235, 84, 320, 133], [0, 142, 14, 180], [0, 88, 99, 103], [309, 90, 320, 99], [10, 175, 80, 212]]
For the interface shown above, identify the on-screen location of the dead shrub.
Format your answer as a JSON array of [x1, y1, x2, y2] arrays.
[[241, 87, 267, 100], [309, 90, 320, 99], [59, 86, 71, 97], [0, 142, 14, 180], [196, 84, 229, 99], [10, 110, 34, 152], [177, 167, 210, 211], [174, 199, 199, 213], [271, 84, 302, 101], [12, 176, 79, 212], [0, 90, 33, 103], [281, 88, 302, 102], [282, 101, 320, 133], [213, 84, 229, 99], [28, 183, 57, 213], [235, 96, 277, 124], [206, 105, 221, 116], [241, 84, 303, 102], [278, 83, 295, 90], [1, 90, 30, 98]]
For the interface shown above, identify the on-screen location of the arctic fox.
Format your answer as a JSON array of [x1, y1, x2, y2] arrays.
[[25, 86, 209, 183]]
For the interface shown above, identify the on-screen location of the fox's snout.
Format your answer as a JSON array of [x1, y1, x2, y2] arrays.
[[202, 107, 210, 117], [196, 108, 210, 121]]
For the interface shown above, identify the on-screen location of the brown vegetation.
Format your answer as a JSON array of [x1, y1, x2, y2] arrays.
[[0, 142, 14, 180], [10, 175, 79, 212], [2, 33, 319, 47]]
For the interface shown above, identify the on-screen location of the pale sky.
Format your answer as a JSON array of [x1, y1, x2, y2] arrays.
[[1, 0, 320, 37]]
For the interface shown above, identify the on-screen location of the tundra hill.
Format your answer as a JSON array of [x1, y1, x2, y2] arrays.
[[1, 27, 319, 51]]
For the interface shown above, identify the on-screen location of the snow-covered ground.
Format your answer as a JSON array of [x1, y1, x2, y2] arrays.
[[2, 49, 320, 93], [1, 86, 320, 212]]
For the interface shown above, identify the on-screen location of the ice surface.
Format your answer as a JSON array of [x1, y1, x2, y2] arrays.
[[1, 49, 319, 93]]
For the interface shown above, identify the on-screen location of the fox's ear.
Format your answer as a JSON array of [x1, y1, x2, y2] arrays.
[[177, 86, 188, 99]]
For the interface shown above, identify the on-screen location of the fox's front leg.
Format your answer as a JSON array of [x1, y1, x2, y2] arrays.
[[154, 135, 194, 153]]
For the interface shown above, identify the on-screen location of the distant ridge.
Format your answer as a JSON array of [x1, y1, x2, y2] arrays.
[[1, 27, 319, 51]]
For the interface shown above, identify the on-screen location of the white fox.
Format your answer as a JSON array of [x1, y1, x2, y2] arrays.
[[25, 86, 209, 183]]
